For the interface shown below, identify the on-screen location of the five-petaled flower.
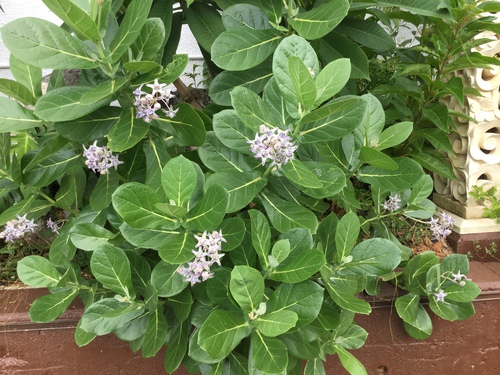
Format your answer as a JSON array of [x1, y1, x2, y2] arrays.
[[434, 289, 448, 303], [248, 125, 298, 170]]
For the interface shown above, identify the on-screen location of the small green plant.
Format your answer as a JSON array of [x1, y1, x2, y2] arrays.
[[184, 63, 212, 89], [470, 239, 499, 261], [470, 185, 500, 223]]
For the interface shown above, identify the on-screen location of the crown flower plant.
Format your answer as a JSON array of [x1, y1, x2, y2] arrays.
[[0, 0, 491, 374]]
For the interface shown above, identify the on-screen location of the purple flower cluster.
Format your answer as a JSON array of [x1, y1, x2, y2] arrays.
[[133, 79, 178, 123], [177, 230, 226, 286], [0, 214, 37, 243], [83, 140, 123, 174], [382, 194, 401, 212], [248, 125, 298, 170], [429, 211, 455, 240]]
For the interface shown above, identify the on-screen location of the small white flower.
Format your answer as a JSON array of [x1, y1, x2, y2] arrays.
[[434, 289, 448, 303]]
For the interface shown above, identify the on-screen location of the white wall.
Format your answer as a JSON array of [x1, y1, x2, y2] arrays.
[[0, 1, 202, 82]]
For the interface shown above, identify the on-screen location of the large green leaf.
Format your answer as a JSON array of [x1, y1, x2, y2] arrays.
[[210, 60, 273, 106], [429, 298, 475, 322], [282, 159, 322, 189], [0, 78, 37, 106], [298, 97, 367, 143], [273, 35, 319, 111], [158, 231, 197, 265], [317, 32, 369, 79], [248, 209, 271, 270], [335, 212, 360, 262], [162, 155, 197, 207], [269, 248, 325, 284], [395, 293, 420, 324], [198, 310, 252, 360], [54, 107, 120, 143], [183, 184, 229, 231], [375, 121, 413, 151], [335, 346, 367, 375], [251, 331, 288, 374], [34, 86, 110, 121], [199, 132, 252, 173], [142, 306, 168, 358], [42, 0, 101, 41], [403, 251, 439, 296], [112, 182, 180, 230], [288, 0, 349, 40], [22, 136, 67, 172], [185, 1, 225, 52], [130, 18, 165, 61], [155, 104, 206, 146], [352, 93, 385, 148], [358, 157, 424, 191], [213, 109, 255, 153], [151, 261, 188, 297], [29, 289, 78, 323], [315, 58, 351, 106], [80, 77, 129, 105], [1, 18, 99, 69], [289, 56, 316, 109], [9, 55, 42, 98], [300, 162, 346, 200], [267, 280, 324, 327], [347, 238, 401, 276], [222, 4, 271, 30], [17, 255, 61, 287], [260, 192, 318, 234], [106, 0, 153, 62], [80, 298, 144, 335], [403, 302, 433, 340], [119, 223, 182, 249], [22, 150, 81, 187], [336, 17, 395, 52], [359, 147, 398, 170], [322, 270, 371, 315], [254, 310, 298, 337], [164, 319, 189, 373], [90, 244, 135, 299], [373, 0, 452, 19], [230, 265, 265, 313], [231, 86, 281, 132], [70, 222, 117, 251], [90, 171, 119, 212], [0, 97, 42, 133], [212, 28, 282, 70], [108, 107, 149, 152]]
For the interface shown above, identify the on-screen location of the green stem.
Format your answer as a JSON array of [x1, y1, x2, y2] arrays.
[[36, 190, 55, 205], [262, 166, 274, 178]]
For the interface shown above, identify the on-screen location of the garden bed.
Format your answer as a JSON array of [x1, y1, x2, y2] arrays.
[[2, 261, 499, 375]]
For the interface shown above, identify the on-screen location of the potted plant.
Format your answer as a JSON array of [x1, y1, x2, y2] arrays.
[[0, 1, 498, 374]]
